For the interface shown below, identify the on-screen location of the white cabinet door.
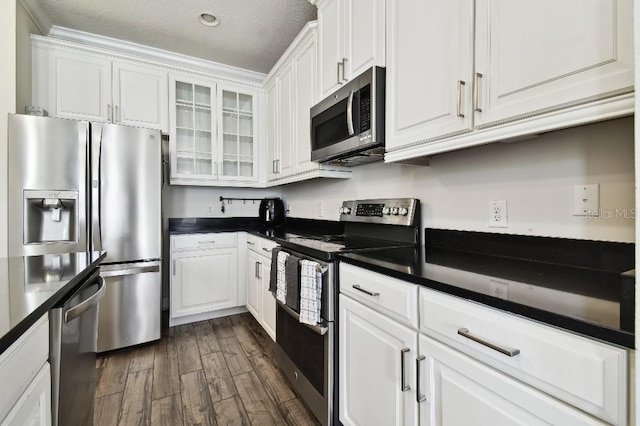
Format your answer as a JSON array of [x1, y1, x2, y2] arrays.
[[246, 249, 261, 320], [171, 248, 239, 318], [50, 52, 112, 122], [293, 33, 318, 175], [112, 62, 168, 132], [386, 0, 474, 151], [277, 65, 296, 177], [343, 0, 385, 80], [318, 0, 344, 98], [265, 82, 279, 181], [217, 85, 258, 181], [1, 363, 51, 426], [339, 295, 417, 426], [260, 257, 276, 340], [418, 334, 604, 426], [474, 0, 633, 128]]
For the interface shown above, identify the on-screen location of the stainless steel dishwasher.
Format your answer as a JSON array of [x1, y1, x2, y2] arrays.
[[49, 268, 105, 426]]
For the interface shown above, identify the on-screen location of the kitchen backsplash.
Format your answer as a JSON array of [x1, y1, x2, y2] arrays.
[[280, 117, 634, 243]]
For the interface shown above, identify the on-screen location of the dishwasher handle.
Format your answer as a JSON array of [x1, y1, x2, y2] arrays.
[[65, 276, 106, 323]]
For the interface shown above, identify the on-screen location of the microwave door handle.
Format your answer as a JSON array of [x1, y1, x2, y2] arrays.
[[347, 90, 355, 136]]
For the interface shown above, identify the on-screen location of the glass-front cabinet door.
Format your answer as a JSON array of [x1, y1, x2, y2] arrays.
[[217, 85, 257, 181], [169, 76, 217, 183]]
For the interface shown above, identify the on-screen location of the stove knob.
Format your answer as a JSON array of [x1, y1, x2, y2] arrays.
[[343, 207, 352, 215], [399, 207, 409, 216], [391, 207, 399, 215], [382, 206, 390, 215]]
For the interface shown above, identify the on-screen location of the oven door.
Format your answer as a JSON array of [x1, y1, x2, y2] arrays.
[[276, 303, 333, 426]]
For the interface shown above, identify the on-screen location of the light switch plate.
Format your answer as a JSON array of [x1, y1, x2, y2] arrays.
[[573, 184, 599, 216]]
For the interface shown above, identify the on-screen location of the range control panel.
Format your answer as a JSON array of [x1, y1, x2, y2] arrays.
[[339, 198, 419, 226]]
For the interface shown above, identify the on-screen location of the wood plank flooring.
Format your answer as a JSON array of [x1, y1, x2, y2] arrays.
[[94, 313, 319, 426]]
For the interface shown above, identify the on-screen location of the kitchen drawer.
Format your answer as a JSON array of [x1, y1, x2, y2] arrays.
[[246, 234, 262, 252], [419, 287, 627, 425], [172, 232, 237, 251], [246, 234, 278, 259], [0, 315, 49, 421], [340, 263, 418, 328]]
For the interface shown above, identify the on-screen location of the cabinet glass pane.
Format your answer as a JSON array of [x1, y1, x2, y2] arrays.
[[176, 82, 193, 102], [222, 90, 238, 111], [223, 134, 238, 155], [223, 112, 238, 131], [239, 115, 253, 136], [176, 128, 193, 152], [223, 161, 238, 176], [177, 157, 194, 174], [238, 93, 253, 113], [196, 159, 213, 175], [239, 162, 253, 177], [176, 105, 193, 128], [194, 85, 211, 106], [195, 108, 211, 131], [239, 136, 253, 157], [195, 131, 212, 153]]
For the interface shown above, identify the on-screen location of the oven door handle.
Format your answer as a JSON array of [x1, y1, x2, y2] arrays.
[[276, 300, 329, 336]]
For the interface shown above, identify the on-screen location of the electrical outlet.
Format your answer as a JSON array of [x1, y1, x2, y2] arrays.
[[318, 202, 324, 218], [207, 204, 215, 215], [489, 280, 509, 300], [489, 200, 508, 228], [287, 203, 293, 215]]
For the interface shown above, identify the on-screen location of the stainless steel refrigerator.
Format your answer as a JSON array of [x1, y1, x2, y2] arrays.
[[8, 114, 162, 352]]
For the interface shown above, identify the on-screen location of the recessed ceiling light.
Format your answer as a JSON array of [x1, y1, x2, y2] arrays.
[[199, 13, 220, 27]]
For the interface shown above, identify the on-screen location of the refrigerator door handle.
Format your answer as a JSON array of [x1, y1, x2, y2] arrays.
[[91, 125, 103, 251], [101, 264, 161, 277]]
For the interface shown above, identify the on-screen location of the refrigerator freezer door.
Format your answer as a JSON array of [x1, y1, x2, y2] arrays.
[[97, 261, 161, 352], [8, 115, 89, 256], [93, 123, 162, 263]]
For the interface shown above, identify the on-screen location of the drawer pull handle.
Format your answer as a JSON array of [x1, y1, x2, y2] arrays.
[[262, 247, 271, 252], [247, 241, 255, 246], [198, 241, 215, 244], [416, 355, 426, 403], [400, 348, 410, 391], [352, 284, 379, 297], [457, 328, 520, 357]]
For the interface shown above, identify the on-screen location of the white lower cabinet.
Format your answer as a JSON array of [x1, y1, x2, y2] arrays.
[[170, 233, 241, 326], [1, 364, 51, 426], [245, 235, 277, 340], [339, 294, 417, 426], [338, 263, 628, 426]]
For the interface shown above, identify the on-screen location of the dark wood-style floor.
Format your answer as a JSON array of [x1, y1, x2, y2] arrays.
[[94, 313, 320, 426]]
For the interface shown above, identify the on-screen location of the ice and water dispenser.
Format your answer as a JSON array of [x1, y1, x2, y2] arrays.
[[23, 190, 79, 246]]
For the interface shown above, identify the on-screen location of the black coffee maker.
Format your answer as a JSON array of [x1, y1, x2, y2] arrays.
[[259, 198, 285, 228]]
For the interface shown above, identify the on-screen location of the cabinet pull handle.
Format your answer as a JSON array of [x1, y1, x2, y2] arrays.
[[255, 261, 259, 278], [352, 284, 379, 297], [272, 160, 276, 174], [337, 62, 342, 85], [257, 262, 262, 279], [276, 159, 280, 173], [456, 80, 465, 117], [341, 57, 349, 82], [473, 73, 483, 112], [457, 328, 520, 357], [107, 104, 112, 122], [262, 247, 271, 253], [416, 355, 426, 403], [247, 241, 255, 246], [400, 347, 410, 391]]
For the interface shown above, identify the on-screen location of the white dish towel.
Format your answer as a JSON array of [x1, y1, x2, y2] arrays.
[[276, 251, 289, 304], [299, 259, 322, 325]]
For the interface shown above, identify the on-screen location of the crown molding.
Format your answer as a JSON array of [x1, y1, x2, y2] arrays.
[[18, 0, 52, 35], [39, 26, 266, 88]]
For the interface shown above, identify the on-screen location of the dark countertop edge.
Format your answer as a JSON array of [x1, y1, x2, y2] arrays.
[[338, 255, 634, 350], [0, 252, 106, 356]]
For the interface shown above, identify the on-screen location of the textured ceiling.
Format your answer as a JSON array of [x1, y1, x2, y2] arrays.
[[35, 0, 317, 73]]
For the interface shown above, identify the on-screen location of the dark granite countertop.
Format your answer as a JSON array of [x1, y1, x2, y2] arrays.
[[339, 229, 635, 349], [0, 251, 106, 356]]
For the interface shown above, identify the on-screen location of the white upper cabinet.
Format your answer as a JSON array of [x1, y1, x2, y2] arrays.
[[385, 0, 634, 160], [112, 62, 168, 131], [265, 82, 279, 182], [44, 49, 168, 132], [386, 0, 474, 151], [293, 33, 318, 174], [49, 52, 111, 123], [276, 65, 296, 177], [474, 0, 634, 128], [317, 0, 385, 99]]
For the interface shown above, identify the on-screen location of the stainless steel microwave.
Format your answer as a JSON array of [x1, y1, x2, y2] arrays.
[[310, 66, 385, 166]]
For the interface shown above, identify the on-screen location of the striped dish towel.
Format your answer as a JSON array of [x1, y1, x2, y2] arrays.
[[276, 251, 289, 304], [299, 259, 322, 325]]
